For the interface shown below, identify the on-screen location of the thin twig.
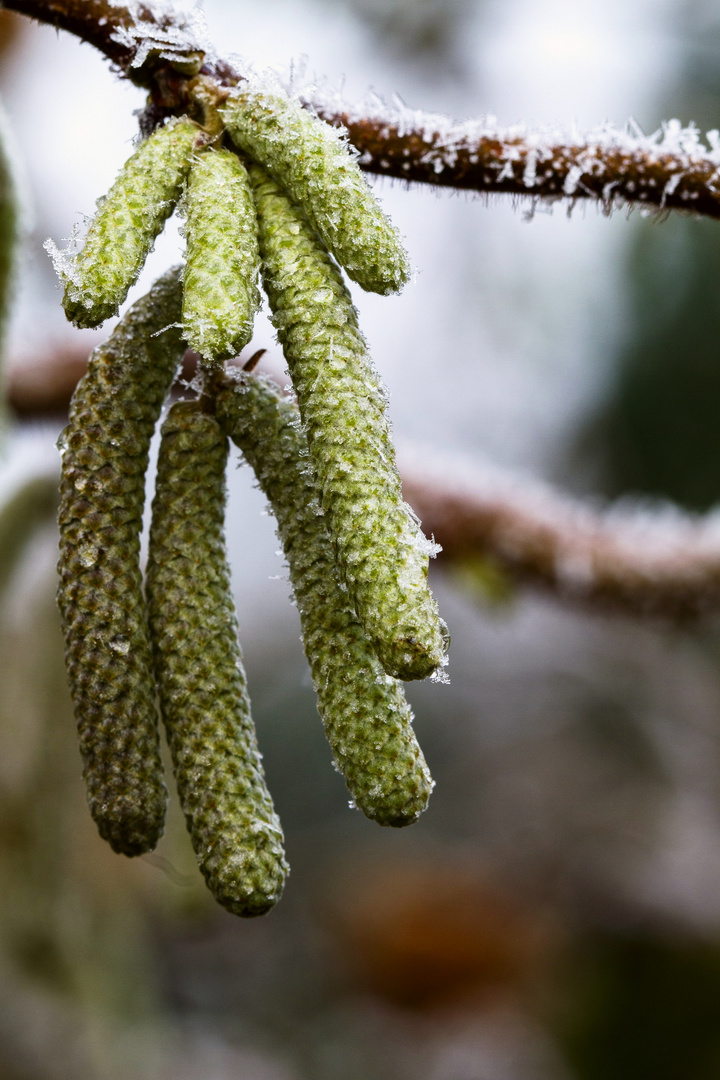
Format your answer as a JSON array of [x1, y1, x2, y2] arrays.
[[399, 446, 720, 619]]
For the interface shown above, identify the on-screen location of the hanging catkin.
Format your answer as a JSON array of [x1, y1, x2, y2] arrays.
[[250, 164, 448, 682], [60, 118, 197, 328], [57, 266, 185, 856], [182, 145, 261, 363], [146, 400, 288, 917], [215, 372, 434, 825], [221, 80, 410, 295]]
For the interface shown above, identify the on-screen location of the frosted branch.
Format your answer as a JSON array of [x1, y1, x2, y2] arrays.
[[1, 0, 207, 85], [8, 0, 720, 220], [399, 447, 720, 619], [312, 96, 720, 221]]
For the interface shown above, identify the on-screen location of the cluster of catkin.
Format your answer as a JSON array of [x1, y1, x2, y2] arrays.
[[56, 77, 448, 916]]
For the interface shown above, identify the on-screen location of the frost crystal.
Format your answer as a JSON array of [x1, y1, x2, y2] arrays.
[[221, 74, 410, 295]]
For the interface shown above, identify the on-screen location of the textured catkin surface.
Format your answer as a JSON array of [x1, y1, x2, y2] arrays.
[[216, 373, 433, 825], [222, 83, 410, 295], [57, 267, 185, 855], [62, 118, 197, 328], [250, 166, 448, 681], [182, 146, 261, 362], [146, 401, 288, 916]]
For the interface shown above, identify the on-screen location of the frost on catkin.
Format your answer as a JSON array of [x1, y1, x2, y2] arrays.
[[216, 372, 434, 825], [59, 118, 197, 328], [250, 166, 448, 681], [221, 80, 410, 295], [57, 267, 185, 855], [182, 147, 261, 362], [146, 401, 288, 917]]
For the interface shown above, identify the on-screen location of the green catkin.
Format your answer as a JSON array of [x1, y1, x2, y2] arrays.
[[60, 118, 198, 328], [146, 401, 288, 917], [221, 81, 410, 295], [215, 372, 434, 826], [250, 166, 448, 681], [57, 267, 185, 856], [182, 146, 261, 362]]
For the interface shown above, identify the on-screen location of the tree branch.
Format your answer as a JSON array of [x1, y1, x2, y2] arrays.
[[6, 0, 720, 222], [1, 0, 206, 86], [399, 447, 720, 619], [312, 99, 720, 222], [11, 341, 720, 621]]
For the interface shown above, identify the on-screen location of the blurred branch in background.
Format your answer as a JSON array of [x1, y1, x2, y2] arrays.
[[401, 448, 720, 618], [13, 338, 720, 623]]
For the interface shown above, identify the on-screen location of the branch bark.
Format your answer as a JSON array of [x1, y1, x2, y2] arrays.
[[313, 103, 720, 223], [6, 0, 720, 222], [11, 341, 720, 622], [399, 447, 720, 619]]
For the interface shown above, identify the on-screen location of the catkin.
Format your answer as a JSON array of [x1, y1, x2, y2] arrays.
[[61, 118, 197, 328], [216, 372, 434, 825], [57, 266, 185, 855], [250, 165, 448, 681], [221, 81, 410, 295], [146, 400, 288, 917], [182, 146, 261, 362]]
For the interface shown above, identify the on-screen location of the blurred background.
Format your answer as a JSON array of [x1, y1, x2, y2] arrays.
[[4, 0, 720, 1077]]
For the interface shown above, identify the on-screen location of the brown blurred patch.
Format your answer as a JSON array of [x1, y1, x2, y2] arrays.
[[0, 12, 25, 63], [328, 858, 558, 1010], [5, 345, 280, 417], [7, 344, 91, 417]]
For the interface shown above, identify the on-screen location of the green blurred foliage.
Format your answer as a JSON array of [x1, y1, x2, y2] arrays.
[[588, 10, 720, 510], [554, 932, 720, 1080]]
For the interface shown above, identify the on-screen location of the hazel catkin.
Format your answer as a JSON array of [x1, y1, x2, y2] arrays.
[[182, 146, 261, 363], [146, 400, 288, 917], [60, 117, 197, 328], [215, 371, 434, 826], [221, 80, 410, 295], [249, 165, 448, 682], [57, 266, 185, 856]]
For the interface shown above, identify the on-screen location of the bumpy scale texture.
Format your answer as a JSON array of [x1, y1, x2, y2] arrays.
[[57, 267, 185, 855], [146, 401, 288, 917], [62, 118, 197, 328], [221, 81, 410, 295], [250, 166, 448, 681], [216, 372, 434, 825], [182, 146, 261, 362]]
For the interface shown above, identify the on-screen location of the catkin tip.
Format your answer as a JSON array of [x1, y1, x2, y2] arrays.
[[96, 799, 167, 857]]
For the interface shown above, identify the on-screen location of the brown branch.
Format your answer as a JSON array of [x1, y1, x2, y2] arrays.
[[11, 341, 720, 621], [399, 447, 720, 619], [7, 0, 720, 222], [312, 100, 720, 222], [6, 342, 201, 416], [0, 0, 206, 87]]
